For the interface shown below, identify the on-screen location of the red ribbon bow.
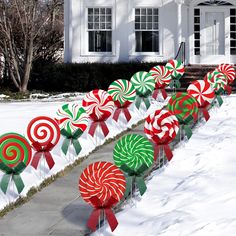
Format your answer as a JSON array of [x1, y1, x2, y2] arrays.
[[153, 143, 173, 161], [113, 108, 131, 122], [31, 142, 55, 170], [224, 85, 232, 95], [87, 196, 118, 232], [153, 89, 167, 100], [89, 121, 109, 137], [199, 102, 210, 122]]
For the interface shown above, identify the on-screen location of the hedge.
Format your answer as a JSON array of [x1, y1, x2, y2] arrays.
[[29, 62, 166, 92]]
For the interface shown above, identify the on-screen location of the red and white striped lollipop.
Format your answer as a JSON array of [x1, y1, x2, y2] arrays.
[[144, 109, 179, 161], [187, 80, 215, 107], [27, 116, 60, 146], [149, 65, 172, 88], [79, 161, 126, 206], [217, 64, 235, 84], [82, 90, 115, 121]]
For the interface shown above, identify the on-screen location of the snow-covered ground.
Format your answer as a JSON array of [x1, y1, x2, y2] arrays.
[[98, 95, 236, 236], [0, 94, 165, 211]]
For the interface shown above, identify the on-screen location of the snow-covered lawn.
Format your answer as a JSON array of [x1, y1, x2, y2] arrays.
[[98, 95, 236, 236], [0, 95, 164, 211]]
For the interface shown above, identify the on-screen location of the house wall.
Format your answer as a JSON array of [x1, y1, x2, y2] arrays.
[[64, 0, 180, 63]]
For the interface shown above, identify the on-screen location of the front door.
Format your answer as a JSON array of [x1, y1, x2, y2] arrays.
[[205, 12, 225, 55]]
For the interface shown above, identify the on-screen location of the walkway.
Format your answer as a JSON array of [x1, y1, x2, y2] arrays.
[[0, 124, 145, 236]]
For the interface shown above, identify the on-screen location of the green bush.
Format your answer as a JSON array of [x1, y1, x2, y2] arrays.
[[29, 61, 166, 92]]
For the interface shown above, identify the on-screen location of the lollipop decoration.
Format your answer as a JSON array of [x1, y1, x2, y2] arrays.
[[217, 64, 235, 95], [79, 161, 126, 232], [144, 110, 179, 161], [130, 71, 155, 109], [27, 116, 60, 170], [165, 59, 185, 88], [187, 80, 215, 121], [55, 104, 89, 155], [167, 92, 198, 139], [108, 79, 136, 122], [204, 70, 227, 106], [113, 134, 154, 196], [82, 90, 115, 137], [149, 65, 171, 100], [0, 133, 32, 194]]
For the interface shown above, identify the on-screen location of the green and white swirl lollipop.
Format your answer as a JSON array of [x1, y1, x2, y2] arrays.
[[113, 134, 154, 196], [130, 72, 155, 109]]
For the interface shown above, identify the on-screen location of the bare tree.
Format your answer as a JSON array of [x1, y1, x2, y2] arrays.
[[0, 0, 63, 92]]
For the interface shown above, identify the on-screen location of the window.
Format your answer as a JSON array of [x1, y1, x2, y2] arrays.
[[230, 9, 236, 55], [87, 8, 112, 52], [135, 8, 159, 52], [194, 9, 201, 55]]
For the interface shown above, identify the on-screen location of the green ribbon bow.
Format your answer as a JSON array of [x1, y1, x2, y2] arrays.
[[215, 88, 224, 107], [60, 128, 83, 155], [169, 78, 181, 89], [120, 163, 149, 197], [0, 162, 26, 194], [180, 115, 194, 140], [135, 90, 152, 110]]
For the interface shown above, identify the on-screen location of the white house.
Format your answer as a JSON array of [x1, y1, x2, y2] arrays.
[[64, 0, 236, 65]]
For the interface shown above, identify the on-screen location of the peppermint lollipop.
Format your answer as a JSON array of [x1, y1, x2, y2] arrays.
[[27, 116, 60, 170], [0, 133, 32, 194], [56, 104, 89, 155], [113, 134, 154, 196], [167, 92, 199, 139], [82, 90, 115, 137], [166, 59, 184, 81], [79, 161, 126, 232], [187, 80, 215, 121], [149, 65, 171, 100], [144, 110, 179, 161], [108, 79, 136, 122], [130, 71, 155, 109], [217, 64, 235, 84]]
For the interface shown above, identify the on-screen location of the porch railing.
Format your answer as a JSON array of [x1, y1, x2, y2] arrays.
[[175, 42, 186, 66]]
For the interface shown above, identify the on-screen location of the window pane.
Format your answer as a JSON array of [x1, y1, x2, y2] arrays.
[[147, 23, 152, 29], [231, 48, 236, 55], [88, 16, 93, 22], [88, 8, 93, 15], [135, 9, 140, 15], [194, 17, 200, 24], [100, 23, 105, 29], [230, 17, 236, 23], [153, 9, 158, 15], [89, 31, 112, 52], [231, 32, 236, 39], [135, 16, 140, 22], [101, 8, 105, 14], [135, 23, 140, 30], [147, 16, 152, 22], [153, 15, 158, 22], [100, 16, 105, 22], [141, 9, 146, 15], [230, 40, 236, 47], [147, 9, 152, 15], [195, 32, 200, 39], [94, 23, 99, 29], [106, 23, 112, 29], [94, 15, 99, 22], [106, 8, 111, 14], [88, 23, 93, 29], [94, 8, 99, 14], [195, 48, 200, 55], [195, 40, 200, 47], [194, 24, 200, 31], [153, 22, 158, 30], [230, 9, 236, 16], [135, 31, 159, 52], [106, 15, 112, 22], [194, 9, 200, 16], [141, 23, 146, 29], [231, 24, 236, 31], [141, 16, 146, 22]]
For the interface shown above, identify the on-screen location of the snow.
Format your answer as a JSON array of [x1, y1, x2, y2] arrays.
[[0, 94, 165, 211], [97, 95, 236, 236]]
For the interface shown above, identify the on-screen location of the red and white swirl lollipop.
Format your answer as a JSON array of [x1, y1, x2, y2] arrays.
[[144, 109, 179, 161], [82, 90, 115, 137], [79, 161, 126, 232], [27, 116, 60, 170], [217, 64, 235, 84], [149, 65, 171, 99], [187, 80, 215, 121]]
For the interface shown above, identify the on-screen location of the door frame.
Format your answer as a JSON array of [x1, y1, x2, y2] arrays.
[[189, 3, 232, 64]]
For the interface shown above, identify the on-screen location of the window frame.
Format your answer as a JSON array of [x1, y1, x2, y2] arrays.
[[83, 6, 115, 56], [131, 7, 161, 56]]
